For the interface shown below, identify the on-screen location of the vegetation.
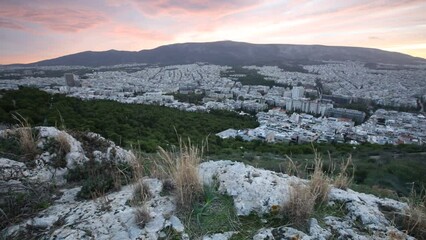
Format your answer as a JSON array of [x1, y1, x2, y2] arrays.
[[399, 188, 426, 239], [0, 183, 58, 230], [1, 88, 425, 197], [180, 185, 239, 238], [65, 160, 133, 199], [0, 87, 258, 152], [170, 92, 205, 105], [135, 207, 151, 228], [282, 150, 331, 229], [12, 113, 39, 161], [154, 139, 204, 211], [221, 67, 291, 88]]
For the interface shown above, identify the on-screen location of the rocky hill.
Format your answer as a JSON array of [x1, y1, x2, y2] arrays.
[[0, 127, 423, 239], [23, 41, 426, 67]]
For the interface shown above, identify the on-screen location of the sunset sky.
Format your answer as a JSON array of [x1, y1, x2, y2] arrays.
[[0, 0, 425, 64]]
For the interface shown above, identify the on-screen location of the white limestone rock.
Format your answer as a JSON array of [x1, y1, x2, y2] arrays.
[[0, 158, 27, 180], [202, 231, 236, 240], [199, 160, 303, 216], [37, 127, 88, 168], [253, 227, 309, 240]]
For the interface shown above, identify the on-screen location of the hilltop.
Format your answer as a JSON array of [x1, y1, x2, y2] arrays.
[[1, 126, 424, 239], [19, 41, 426, 67]]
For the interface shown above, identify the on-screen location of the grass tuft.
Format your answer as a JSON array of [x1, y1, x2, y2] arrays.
[[131, 181, 152, 206], [282, 183, 316, 229], [400, 187, 426, 239], [155, 138, 204, 211], [12, 113, 38, 160], [135, 207, 151, 228], [55, 132, 71, 156], [282, 147, 331, 228], [333, 155, 354, 190]]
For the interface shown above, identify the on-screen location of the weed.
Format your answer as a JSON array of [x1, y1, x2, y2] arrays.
[[155, 138, 204, 211], [333, 155, 354, 190], [309, 150, 330, 205], [66, 161, 133, 200], [131, 181, 152, 206], [180, 185, 239, 238], [282, 183, 316, 229], [135, 207, 151, 228], [399, 187, 426, 239], [12, 113, 38, 161]]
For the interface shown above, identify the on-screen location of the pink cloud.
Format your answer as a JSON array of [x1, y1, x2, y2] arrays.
[[111, 25, 172, 41], [112, 0, 261, 17], [0, 18, 25, 30], [0, 4, 107, 32]]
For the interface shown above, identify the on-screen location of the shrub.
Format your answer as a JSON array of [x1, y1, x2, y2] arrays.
[[283, 148, 331, 228], [282, 183, 316, 228], [400, 188, 426, 239], [309, 150, 331, 205], [131, 181, 152, 206], [66, 161, 133, 200], [333, 155, 354, 190], [12, 113, 38, 161], [155, 139, 204, 211], [135, 207, 151, 228]]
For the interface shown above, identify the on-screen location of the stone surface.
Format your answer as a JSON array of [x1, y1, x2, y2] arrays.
[[199, 160, 303, 216], [1, 131, 419, 240]]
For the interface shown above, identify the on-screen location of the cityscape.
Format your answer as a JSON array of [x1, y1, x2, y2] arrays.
[[1, 61, 425, 145], [1, 0, 426, 239]]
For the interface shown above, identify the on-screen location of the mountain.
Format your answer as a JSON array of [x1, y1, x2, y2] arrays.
[[28, 41, 425, 67]]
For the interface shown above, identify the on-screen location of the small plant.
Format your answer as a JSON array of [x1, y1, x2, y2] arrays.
[[282, 148, 331, 229], [282, 183, 316, 229], [161, 178, 176, 196], [135, 207, 151, 228], [399, 187, 426, 239], [155, 138, 204, 211], [333, 155, 354, 190], [66, 161, 133, 200], [92, 189, 112, 212], [56, 132, 71, 156], [12, 113, 38, 161], [131, 182, 152, 206], [309, 150, 330, 205]]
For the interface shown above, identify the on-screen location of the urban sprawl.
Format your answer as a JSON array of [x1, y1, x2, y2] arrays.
[[1, 62, 425, 145]]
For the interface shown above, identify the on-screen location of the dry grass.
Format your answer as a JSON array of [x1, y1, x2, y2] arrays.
[[333, 155, 353, 190], [55, 132, 71, 155], [131, 181, 152, 206], [283, 183, 316, 228], [155, 138, 204, 211], [12, 113, 38, 160], [309, 150, 330, 205], [135, 207, 151, 228], [400, 188, 426, 239], [282, 148, 331, 228]]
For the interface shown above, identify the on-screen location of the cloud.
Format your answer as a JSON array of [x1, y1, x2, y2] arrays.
[[113, 0, 261, 17], [0, 18, 25, 30], [111, 25, 172, 41], [0, 4, 107, 32]]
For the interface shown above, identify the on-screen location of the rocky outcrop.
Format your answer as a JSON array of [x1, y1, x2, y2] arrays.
[[0, 129, 418, 239], [0, 127, 135, 186]]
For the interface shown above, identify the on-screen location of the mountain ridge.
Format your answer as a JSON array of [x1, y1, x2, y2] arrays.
[[13, 40, 426, 67]]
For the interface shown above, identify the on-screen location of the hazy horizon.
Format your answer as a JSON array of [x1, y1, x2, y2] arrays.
[[1, 0, 425, 64]]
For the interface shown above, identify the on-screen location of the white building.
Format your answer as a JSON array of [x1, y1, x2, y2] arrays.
[[292, 86, 305, 99]]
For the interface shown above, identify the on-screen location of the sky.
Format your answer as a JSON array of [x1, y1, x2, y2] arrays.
[[0, 0, 425, 64]]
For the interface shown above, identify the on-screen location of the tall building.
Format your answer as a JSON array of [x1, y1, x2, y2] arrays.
[[64, 73, 81, 87], [65, 73, 76, 87], [292, 86, 304, 99]]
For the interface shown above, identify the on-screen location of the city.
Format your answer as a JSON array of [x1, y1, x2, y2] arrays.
[[1, 62, 425, 145]]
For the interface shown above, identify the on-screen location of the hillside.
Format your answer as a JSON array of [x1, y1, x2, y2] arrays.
[[1, 126, 424, 239], [27, 41, 426, 67]]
